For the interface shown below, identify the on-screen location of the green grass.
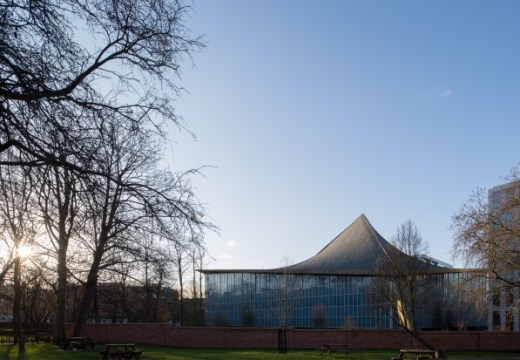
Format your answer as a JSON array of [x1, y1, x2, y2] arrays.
[[0, 344, 518, 360], [137, 346, 391, 359]]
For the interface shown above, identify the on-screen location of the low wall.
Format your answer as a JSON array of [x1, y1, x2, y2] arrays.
[[65, 324, 520, 352]]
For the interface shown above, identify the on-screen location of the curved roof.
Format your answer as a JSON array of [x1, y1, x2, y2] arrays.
[[201, 214, 454, 275], [282, 214, 394, 275]]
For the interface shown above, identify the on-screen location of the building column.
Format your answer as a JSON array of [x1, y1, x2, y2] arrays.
[[514, 288, 519, 332], [487, 290, 494, 331], [501, 290, 506, 331]]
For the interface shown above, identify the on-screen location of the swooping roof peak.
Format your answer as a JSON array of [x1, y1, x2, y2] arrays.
[[283, 214, 396, 275]]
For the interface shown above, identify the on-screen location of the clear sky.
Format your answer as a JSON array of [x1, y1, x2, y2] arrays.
[[170, 0, 520, 270]]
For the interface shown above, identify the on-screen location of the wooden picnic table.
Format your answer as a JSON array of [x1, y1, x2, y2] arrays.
[[67, 336, 96, 350], [391, 349, 439, 360], [320, 343, 349, 356], [100, 343, 142, 360]]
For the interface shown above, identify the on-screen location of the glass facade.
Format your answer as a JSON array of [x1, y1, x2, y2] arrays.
[[204, 271, 487, 329]]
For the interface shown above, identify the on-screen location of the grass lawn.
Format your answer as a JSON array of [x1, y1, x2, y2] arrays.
[[0, 344, 519, 360]]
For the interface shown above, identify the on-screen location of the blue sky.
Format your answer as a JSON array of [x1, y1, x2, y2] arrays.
[[170, 0, 520, 269]]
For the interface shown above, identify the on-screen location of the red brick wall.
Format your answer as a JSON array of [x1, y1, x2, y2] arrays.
[[65, 324, 520, 352]]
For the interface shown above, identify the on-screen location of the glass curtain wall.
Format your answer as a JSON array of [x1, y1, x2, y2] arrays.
[[204, 272, 394, 328], [204, 272, 487, 329]]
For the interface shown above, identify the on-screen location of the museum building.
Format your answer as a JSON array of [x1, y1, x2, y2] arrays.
[[201, 214, 487, 329]]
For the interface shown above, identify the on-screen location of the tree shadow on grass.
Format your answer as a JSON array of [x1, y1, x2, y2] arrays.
[[0, 345, 25, 360]]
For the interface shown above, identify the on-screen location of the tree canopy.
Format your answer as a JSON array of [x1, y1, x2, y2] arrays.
[[1, 0, 202, 174], [0, 0, 211, 349]]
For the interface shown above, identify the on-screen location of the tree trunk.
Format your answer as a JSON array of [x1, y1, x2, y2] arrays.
[[13, 256, 25, 352], [55, 246, 68, 344], [73, 251, 102, 336], [73, 272, 98, 336], [179, 277, 184, 325]]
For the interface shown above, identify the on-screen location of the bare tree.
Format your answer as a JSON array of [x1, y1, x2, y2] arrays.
[[452, 170, 520, 331], [0, 153, 37, 352], [136, 232, 172, 323], [274, 258, 301, 353], [373, 219, 433, 349], [452, 177, 520, 291], [21, 269, 54, 336], [190, 243, 211, 325], [172, 235, 190, 326], [71, 119, 206, 335], [0, 1, 210, 346], [33, 165, 81, 344], [275, 257, 300, 329], [0, 0, 203, 176]]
